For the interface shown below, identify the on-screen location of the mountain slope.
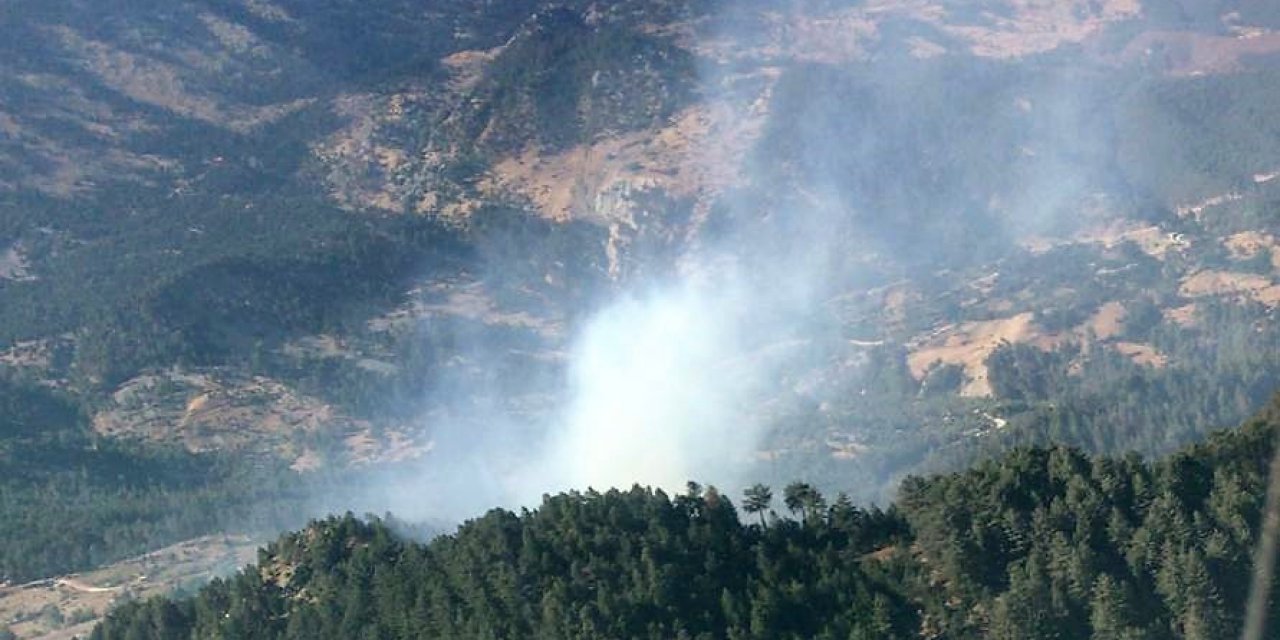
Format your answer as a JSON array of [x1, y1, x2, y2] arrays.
[[88, 394, 1280, 640], [0, 0, 1279, 589]]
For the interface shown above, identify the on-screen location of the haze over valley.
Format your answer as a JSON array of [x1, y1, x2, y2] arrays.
[[1, 0, 1279, 637]]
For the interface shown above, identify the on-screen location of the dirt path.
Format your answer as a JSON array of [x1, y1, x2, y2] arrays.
[[55, 578, 121, 594]]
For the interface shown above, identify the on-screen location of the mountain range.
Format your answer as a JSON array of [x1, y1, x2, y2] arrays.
[[1, 0, 1279, 636]]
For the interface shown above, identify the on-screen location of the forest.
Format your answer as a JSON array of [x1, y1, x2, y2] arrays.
[[0, 375, 323, 582], [0, 6, 1278, 638], [85, 393, 1280, 640]]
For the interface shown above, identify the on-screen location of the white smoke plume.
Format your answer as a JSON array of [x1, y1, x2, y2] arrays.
[[547, 278, 758, 492], [363, 17, 858, 522], [343, 1, 1110, 523], [525, 264, 759, 496]]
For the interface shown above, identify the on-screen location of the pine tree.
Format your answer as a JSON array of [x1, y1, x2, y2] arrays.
[[742, 484, 772, 528], [1089, 574, 1147, 640]]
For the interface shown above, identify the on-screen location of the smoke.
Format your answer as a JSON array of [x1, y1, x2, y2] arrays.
[[358, 195, 844, 523], [544, 276, 759, 492], [339, 263, 796, 520], [355, 6, 879, 524], [357, 12, 841, 512], [348, 2, 1119, 522], [531, 254, 804, 495]]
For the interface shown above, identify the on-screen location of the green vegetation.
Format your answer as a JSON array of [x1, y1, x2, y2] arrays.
[[752, 283, 1280, 505], [0, 182, 607, 401], [0, 0, 1277, 615], [0, 376, 313, 582], [462, 8, 696, 152], [92, 394, 1280, 639], [93, 489, 912, 639], [1116, 67, 1280, 207], [896, 399, 1280, 639], [736, 51, 1280, 495], [983, 299, 1280, 456], [0, 449, 307, 583]]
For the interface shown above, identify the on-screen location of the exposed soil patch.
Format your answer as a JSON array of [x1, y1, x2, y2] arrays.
[[90, 371, 423, 466], [198, 12, 269, 57], [1110, 225, 1190, 259], [1024, 221, 1190, 260], [863, 545, 898, 563], [1114, 341, 1168, 368], [1165, 303, 1199, 327], [484, 67, 778, 226], [908, 312, 1047, 397], [882, 285, 921, 330], [1, 62, 187, 195], [282, 334, 400, 375], [313, 92, 424, 213], [1120, 29, 1280, 76], [289, 449, 323, 473], [907, 300, 1165, 396], [826, 434, 870, 460], [0, 244, 34, 281], [652, 8, 875, 64], [241, 0, 294, 23], [1176, 191, 1243, 221], [366, 280, 564, 339], [50, 26, 312, 133], [0, 536, 256, 640], [731, 10, 876, 64], [1085, 301, 1127, 341], [0, 110, 20, 137], [934, 0, 1140, 59], [1180, 270, 1280, 306], [0, 339, 53, 370], [441, 48, 501, 93], [666, 0, 1136, 62], [1223, 231, 1280, 270]]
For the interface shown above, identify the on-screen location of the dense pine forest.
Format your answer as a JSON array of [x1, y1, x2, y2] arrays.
[[84, 394, 1280, 640]]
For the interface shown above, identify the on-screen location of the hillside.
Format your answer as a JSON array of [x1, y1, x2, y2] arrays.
[[0, 536, 257, 640], [0, 0, 1278, 603], [85, 394, 1280, 639]]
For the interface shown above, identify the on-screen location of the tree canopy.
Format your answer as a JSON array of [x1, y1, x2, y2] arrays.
[[92, 395, 1280, 640]]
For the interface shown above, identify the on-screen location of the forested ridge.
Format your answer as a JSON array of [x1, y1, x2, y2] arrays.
[[85, 393, 1280, 640]]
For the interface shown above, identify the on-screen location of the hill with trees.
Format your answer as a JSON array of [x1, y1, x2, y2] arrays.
[[85, 394, 1280, 640], [0, 1, 1278, 628]]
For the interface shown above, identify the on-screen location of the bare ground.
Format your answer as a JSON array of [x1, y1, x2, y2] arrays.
[[1180, 270, 1280, 306], [90, 370, 426, 468], [483, 66, 779, 230], [0, 536, 257, 640], [938, 0, 1141, 59], [907, 312, 1045, 397], [1114, 342, 1168, 368], [1165, 303, 1200, 327], [1023, 221, 1189, 260], [50, 26, 312, 133], [907, 301, 1167, 397], [1223, 231, 1280, 270], [0, 245, 34, 281], [1119, 29, 1280, 76]]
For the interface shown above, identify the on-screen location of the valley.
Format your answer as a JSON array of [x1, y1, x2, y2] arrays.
[[0, 0, 1278, 637], [0, 537, 257, 640]]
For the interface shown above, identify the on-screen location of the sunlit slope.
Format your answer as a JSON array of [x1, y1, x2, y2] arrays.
[[0, 536, 257, 640], [0, 0, 1277, 587]]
